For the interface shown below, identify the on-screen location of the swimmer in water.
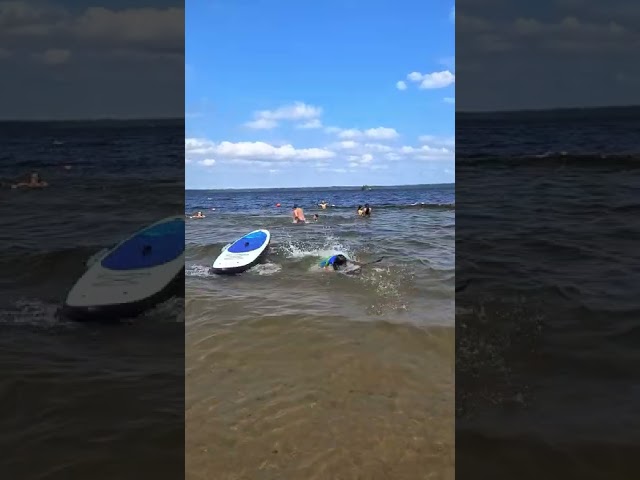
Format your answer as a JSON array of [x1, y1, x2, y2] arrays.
[[362, 203, 372, 216], [318, 254, 364, 272], [292, 204, 306, 223], [190, 211, 206, 219], [319, 200, 328, 210], [357, 205, 364, 216], [11, 171, 48, 189], [313, 214, 319, 222]]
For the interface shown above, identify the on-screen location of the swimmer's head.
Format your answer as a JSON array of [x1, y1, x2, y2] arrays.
[[334, 255, 348, 268]]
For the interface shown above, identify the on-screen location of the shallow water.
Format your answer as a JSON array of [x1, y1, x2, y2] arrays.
[[186, 186, 455, 479], [0, 120, 184, 479], [456, 107, 640, 477]]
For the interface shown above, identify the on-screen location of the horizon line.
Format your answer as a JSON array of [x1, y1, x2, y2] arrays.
[[186, 182, 454, 191], [457, 104, 640, 115], [1, 103, 639, 122]]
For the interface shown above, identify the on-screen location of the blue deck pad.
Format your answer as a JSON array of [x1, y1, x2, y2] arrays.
[[227, 230, 268, 253], [101, 218, 185, 271]]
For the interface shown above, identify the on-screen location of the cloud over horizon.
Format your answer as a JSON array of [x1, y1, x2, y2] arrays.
[[0, 1, 184, 119]]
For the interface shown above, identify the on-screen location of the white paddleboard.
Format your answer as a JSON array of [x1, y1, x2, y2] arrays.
[[212, 229, 270, 274], [62, 216, 185, 320]]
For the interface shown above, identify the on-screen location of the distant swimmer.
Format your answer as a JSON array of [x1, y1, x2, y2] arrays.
[[190, 211, 206, 219], [292, 204, 306, 223], [319, 200, 328, 210], [357, 205, 364, 216], [11, 171, 48, 189], [362, 203, 372, 216], [313, 214, 319, 222]]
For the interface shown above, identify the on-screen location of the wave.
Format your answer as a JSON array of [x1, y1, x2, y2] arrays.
[[458, 152, 640, 167], [0, 246, 101, 286]]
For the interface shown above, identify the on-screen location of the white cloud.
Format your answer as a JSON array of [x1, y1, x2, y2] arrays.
[[0, 4, 184, 57], [363, 143, 393, 152], [443, 96, 455, 104], [397, 144, 452, 160], [334, 140, 358, 149], [245, 101, 322, 129], [337, 128, 360, 139], [334, 126, 399, 140], [244, 117, 278, 129], [297, 118, 322, 129], [348, 153, 373, 165], [407, 70, 455, 89], [185, 138, 335, 165], [199, 158, 216, 166], [396, 80, 407, 90]]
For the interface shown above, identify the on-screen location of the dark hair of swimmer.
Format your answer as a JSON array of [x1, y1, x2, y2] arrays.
[[334, 254, 348, 268]]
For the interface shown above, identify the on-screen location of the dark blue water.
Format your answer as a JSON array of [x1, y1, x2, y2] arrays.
[[456, 106, 640, 476], [0, 120, 184, 479], [185, 183, 454, 214]]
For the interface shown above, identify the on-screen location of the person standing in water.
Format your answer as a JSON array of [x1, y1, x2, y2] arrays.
[[319, 200, 328, 210], [362, 203, 372, 216], [292, 204, 306, 223]]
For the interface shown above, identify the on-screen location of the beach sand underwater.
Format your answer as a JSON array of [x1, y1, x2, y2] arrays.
[[185, 185, 455, 479]]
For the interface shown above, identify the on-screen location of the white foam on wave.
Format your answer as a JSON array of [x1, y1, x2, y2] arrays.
[[251, 262, 282, 275], [278, 231, 357, 261], [185, 264, 216, 278], [0, 299, 69, 327]]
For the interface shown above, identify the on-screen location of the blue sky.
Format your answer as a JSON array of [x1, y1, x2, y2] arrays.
[[186, 0, 455, 189]]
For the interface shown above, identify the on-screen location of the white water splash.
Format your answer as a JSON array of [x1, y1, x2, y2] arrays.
[[278, 233, 357, 262], [251, 262, 282, 275], [185, 264, 216, 278], [0, 299, 68, 327]]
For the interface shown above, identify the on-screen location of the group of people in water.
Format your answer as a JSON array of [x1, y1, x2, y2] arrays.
[[189, 200, 372, 229], [292, 202, 371, 223]]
